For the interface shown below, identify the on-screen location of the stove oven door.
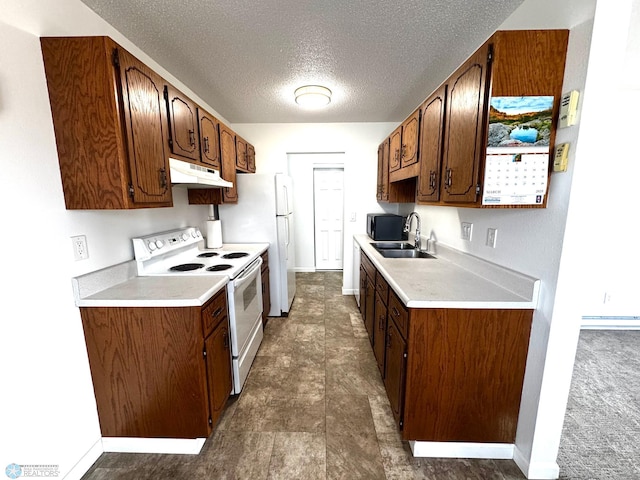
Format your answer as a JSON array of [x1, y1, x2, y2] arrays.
[[228, 256, 263, 393]]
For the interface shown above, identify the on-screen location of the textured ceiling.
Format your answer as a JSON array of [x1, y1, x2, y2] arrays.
[[80, 0, 526, 123]]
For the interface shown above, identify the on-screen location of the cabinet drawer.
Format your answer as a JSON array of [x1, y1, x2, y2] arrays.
[[202, 289, 228, 337], [375, 271, 389, 304], [388, 290, 408, 338], [361, 251, 376, 280]]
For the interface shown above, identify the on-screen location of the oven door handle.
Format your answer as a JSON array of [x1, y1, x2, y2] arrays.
[[233, 257, 262, 289]]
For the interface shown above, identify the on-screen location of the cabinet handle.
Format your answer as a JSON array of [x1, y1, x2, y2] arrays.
[[159, 168, 167, 188], [392, 306, 400, 318], [203, 137, 209, 154], [430, 171, 437, 189], [223, 333, 229, 349], [379, 314, 385, 330], [387, 330, 393, 348], [445, 168, 452, 188], [402, 145, 406, 159], [212, 307, 223, 318], [189, 129, 195, 147]]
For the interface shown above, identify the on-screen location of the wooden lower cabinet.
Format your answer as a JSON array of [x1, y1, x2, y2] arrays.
[[402, 308, 533, 442], [261, 251, 271, 324], [360, 270, 533, 444], [80, 288, 231, 438], [385, 317, 407, 426], [364, 275, 376, 345], [205, 317, 232, 428]]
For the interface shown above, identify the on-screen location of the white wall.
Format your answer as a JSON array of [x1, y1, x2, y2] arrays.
[[231, 122, 397, 291], [0, 1, 226, 477]]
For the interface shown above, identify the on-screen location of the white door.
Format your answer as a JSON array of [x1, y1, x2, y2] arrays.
[[314, 168, 344, 270]]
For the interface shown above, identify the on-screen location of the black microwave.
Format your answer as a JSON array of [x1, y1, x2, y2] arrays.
[[367, 213, 405, 241]]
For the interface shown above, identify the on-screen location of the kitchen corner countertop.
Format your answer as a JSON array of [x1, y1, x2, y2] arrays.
[[73, 243, 268, 307], [76, 275, 229, 307], [354, 234, 540, 309]]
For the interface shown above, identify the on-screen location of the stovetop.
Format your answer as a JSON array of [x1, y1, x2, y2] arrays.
[[132, 227, 262, 280]]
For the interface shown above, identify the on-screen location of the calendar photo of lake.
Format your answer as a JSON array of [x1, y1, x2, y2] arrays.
[[487, 96, 554, 148]]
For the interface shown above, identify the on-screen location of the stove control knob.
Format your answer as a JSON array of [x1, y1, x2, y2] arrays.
[[155, 240, 164, 249], [191, 230, 198, 238], [181, 233, 189, 241], [148, 241, 157, 251]]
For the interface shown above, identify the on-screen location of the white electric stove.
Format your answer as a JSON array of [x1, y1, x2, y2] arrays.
[[132, 227, 265, 394]]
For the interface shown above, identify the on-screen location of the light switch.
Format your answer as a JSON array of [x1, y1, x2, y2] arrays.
[[559, 90, 579, 128], [554, 143, 570, 172]]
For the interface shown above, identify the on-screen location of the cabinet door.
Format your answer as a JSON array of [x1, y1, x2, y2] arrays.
[[376, 143, 384, 201], [236, 135, 248, 171], [117, 47, 172, 204], [400, 109, 420, 169], [219, 124, 238, 203], [165, 85, 200, 161], [417, 85, 447, 203], [441, 44, 491, 203], [261, 267, 271, 324], [373, 292, 387, 377], [364, 275, 376, 346], [385, 320, 407, 427], [205, 318, 232, 428], [359, 265, 367, 315], [378, 139, 391, 201], [389, 126, 402, 173], [198, 109, 221, 169], [247, 144, 256, 173]]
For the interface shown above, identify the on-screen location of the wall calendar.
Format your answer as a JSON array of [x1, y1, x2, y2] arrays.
[[482, 96, 554, 206]]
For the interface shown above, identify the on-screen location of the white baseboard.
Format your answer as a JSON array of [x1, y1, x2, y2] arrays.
[[342, 288, 356, 295], [63, 439, 103, 480], [409, 441, 514, 459], [513, 446, 560, 479], [102, 437, 206, 455], [581, 316, 640, 329], [293, 267, 316, 273]]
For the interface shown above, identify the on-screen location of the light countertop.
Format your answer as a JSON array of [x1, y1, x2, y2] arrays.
[[354, 235, 539, 309], [73, 243, 268, 307]]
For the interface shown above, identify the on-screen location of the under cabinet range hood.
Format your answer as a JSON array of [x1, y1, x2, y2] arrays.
[[168, 158, 233, 189]]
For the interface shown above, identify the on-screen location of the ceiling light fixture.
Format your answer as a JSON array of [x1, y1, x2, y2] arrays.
[[294, 85, 332, 108]]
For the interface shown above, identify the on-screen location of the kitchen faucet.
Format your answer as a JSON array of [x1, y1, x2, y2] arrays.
[[404, 212, 421, 250]]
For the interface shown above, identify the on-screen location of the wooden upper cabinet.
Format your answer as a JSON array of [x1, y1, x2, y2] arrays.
[[219, 124, 238, 203], [441, 43, 491, 204], [377, 141, 388, 201], [417, 85, 447, 203], [400, 109, 420, 168], [388, 126, 402, 174], [198, 108, 221, 169], [40, 36, 172, 209], [235, 135, 248, 171], [247, 144, 256, 173], [165, 85, 200, 162], [235, 136, 255, 173], [389, 108, 421, 183]]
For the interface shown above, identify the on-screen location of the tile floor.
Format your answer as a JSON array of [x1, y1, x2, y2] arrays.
[[82, 271, 527, 479]]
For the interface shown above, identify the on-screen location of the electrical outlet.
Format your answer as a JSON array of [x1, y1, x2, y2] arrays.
[[72, 235, 89, 261], [603, 292, 612, 304], [461, 222, 473, 241], [350, 212, 357, 222], [486, 228, 498, 248]]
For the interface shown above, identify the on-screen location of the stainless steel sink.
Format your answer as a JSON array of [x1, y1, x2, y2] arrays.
[[374, 248, 435, 259], [371, 242, 416, 250]]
